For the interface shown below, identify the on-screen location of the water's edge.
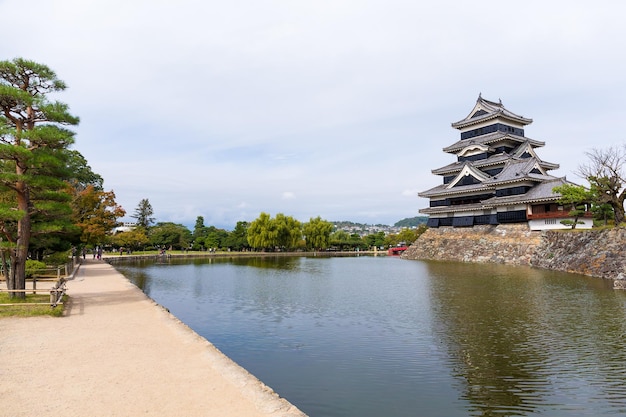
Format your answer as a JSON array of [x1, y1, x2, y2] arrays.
[[403, 225, 626, 280]]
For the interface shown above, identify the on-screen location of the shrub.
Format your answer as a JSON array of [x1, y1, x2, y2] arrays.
[[43, 251, 71, 266], [25, 260, 47, 278]]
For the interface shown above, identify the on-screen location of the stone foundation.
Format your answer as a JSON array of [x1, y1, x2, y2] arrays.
[[403, 225, 626, 280]]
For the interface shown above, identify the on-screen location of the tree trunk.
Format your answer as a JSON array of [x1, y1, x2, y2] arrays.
[[615, 206, 625, 225], [9, 181, 30, 299], [616, 191, 626, 225]]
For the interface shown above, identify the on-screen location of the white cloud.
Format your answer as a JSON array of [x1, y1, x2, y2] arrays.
[[2, 0, 625, 228]]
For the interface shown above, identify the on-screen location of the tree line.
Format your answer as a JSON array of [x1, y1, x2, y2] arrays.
[[115, 201, 427, 253]]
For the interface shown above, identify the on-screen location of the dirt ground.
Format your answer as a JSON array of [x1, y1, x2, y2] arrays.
[[0, 260, 306, 417]]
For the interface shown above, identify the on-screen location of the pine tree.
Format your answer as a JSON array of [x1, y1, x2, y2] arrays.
[[0, 58, 79, 298], [131, 198, 155, 229]]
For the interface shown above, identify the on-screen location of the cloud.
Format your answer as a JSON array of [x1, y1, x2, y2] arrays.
[[2, 0, 625, 228]]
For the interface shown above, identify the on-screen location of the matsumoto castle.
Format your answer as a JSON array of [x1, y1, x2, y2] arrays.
[[419, 95, 592, 231]]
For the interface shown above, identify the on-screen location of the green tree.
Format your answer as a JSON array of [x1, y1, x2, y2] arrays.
[[384, 228, 416, 247], [553, 183, 592, 229], [247, 212, 275, 250], [65, 149, 104, 191], [192, 216, 207, 239], [350, 233, 367, 251], [149, 222, 191, 250], [132, 198, 154, 229], [329, 230, 350, 250], [112, 228, 149, 252], [204, 226, 229, 250], [223, 221, 250, 251], [274, 213, 302, 250], [365, 231, 385, 249], [190, 216, 208, 250], [247, 212, 302, 250], [303, 216, 333, 250], [0, 58, 79, 297]]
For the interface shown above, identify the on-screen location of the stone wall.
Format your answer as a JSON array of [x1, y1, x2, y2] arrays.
[[403, 225, 626, 279], [530, 227, 626, 279]]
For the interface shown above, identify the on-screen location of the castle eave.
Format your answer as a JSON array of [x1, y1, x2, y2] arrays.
[[443, 132, 545, 154]]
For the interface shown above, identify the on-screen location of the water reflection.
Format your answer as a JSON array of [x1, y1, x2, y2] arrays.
[[426, 261, 626, 416], [112, 256, 626, 417]]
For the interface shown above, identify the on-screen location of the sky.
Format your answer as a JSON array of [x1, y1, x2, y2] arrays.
[[2, 0, 625, 229]]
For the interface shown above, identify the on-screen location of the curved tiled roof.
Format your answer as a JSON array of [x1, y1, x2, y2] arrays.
[[431, 151, 558, 176], [481, 177, 571, 206], [451, 95, 533, 129], [443, 131, 545, 154]]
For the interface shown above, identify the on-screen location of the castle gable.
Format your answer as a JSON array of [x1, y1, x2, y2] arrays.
[[447, 164, 490, 188], [451, 94, 533, 131]]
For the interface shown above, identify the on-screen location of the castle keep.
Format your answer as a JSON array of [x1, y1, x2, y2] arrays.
[[419, 95, 592, 230]]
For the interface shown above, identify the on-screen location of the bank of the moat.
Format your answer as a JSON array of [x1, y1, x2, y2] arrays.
[[402, 224, 625, 280]]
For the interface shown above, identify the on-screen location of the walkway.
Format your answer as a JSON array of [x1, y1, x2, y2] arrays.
[[0, 260, 306, 417]]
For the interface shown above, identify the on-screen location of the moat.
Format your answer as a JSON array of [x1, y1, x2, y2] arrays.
[[112, 255, 626, 417]]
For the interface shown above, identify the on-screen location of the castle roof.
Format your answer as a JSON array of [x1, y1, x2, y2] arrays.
[[481, 177, 572, 206], [481, 158, 554, 186], [419, 177, 572, 215], [419, 156, 558, 199], [432, 141, 559, 176], [443, 131, 545, 154], [451, 94, 533, 130]]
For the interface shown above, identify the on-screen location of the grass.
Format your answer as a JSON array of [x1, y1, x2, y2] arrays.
[[0, 293, 66, 317]]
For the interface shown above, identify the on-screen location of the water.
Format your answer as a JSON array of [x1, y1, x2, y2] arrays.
[[112, 255, 626, 417]]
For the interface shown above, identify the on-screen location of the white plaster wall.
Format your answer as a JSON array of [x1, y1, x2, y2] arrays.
[[529, 218, 594, 231]]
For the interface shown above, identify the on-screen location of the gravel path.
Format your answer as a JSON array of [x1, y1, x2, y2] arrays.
[[0, 260, 306, 417]]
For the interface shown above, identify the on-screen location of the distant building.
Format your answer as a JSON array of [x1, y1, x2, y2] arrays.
[[112, 222, 138, 234], [418, 95, 592, 230]]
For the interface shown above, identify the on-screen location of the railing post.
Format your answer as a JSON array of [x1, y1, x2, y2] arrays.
[[33, 276, 36, 294]]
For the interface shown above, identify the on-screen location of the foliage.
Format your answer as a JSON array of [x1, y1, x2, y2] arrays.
[[0, 58, 79, 298], [364, 231, 386, 248], [131, 198, 154, 229], [384, 226, 425, 247], [329, 230, 367, 251], [247, 212, 302, 250], [192, 216, 207, 239], [577, 144, 626, 225], [112, 228, 149, 251], [25, 260, 46, 278], [71, 185, 125, 245], [303, 216, 333, 250], [393, 216, 429, 228], [65, 150, 104, 191], [247, 212, 273, 250], [222, 221, 250, 251], [203, 226, 229, 249], [148, 222, 191, 250], [43, 251, 71, 266], [552, 183, 592, 229]]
